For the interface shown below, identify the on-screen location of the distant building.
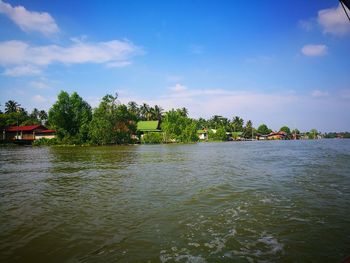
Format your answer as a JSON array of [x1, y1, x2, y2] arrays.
[[197, 129, 208, 140], [137, 121, 161, 133], [136, 120, 161, 141], [1, 125, 56, 141], [231, 131, 244, 140], [266, 131, 287, 140]]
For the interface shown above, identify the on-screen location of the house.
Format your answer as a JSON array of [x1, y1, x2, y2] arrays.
[[137, 120, 161, 133], [197, 129, 208, 140], [1, 125, 56, 141], [267, 131, 287, 140], [231, 131, 244, 141], [255, 133, 269, 140]]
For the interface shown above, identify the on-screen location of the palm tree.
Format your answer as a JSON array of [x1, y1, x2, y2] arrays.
[[177, 107, 188, 117], [127, 101, 140, 119], [5, 100, 20, 114], [232, 116, 244, 132], [153, 105, 163, 121], [244, 120, 253, 139], [140, 103, 150, 120], [39, 110, 48, 124]]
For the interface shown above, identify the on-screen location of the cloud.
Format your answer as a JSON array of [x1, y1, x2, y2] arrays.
[[118, 86, 350, 131], [3, 65, 41, 76], [0, 39, 142, 75], [169, 83, 187, 92], [30, 80, 50, 89], [317, 3, 350, 36], [0, 0, 59, 36], [106, 61, 132, 68], [311, 89, 329, 98], [301, 44, 327, 56], [31, 94, 47, 103], [298, 19, 314, 31]]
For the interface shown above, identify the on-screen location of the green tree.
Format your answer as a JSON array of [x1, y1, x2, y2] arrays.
[[127, 101, 140, 119], [280, 126, 291, 135], [291, 128, 300, 135], [209, 127, 227, 141], [89, 95, 137, 145], [308, 129, 318, 139], [231, 116, 244, 132], [257, 124, 271, 135], [244, 120, 254, 139], [152, 105, 163, 121], [39, 110, 48, 125], [5, 100, 20, 114], [161, 109, 198, 143], [89, 94, 119, 145], [48, 91, 92, 143], [140, 103, 150, 120]]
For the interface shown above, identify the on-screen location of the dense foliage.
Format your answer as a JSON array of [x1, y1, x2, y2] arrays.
[[48, 91, 92, 144], [161, 109, 198, 143], [2, 91, 349, 145], [141, 132, 163, 144], [89, 94, 137, 145]]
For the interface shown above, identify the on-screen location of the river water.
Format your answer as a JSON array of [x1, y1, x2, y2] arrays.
[[0, 140, 350, 262]]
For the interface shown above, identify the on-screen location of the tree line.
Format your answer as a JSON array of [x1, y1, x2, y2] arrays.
[[0, 90, 327, 145]]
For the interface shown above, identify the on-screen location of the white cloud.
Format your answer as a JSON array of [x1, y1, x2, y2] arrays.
[[301, 44, 327, 57], [30, 80, 50, 89], [31, 94, 47, 103], [298, 19, 314, 31], [0, 0, 59, 36], [318, 3, 350, 36], [169, 83, 187, 92], [118, 86, 350, 131], [0, 39, 142, 75], [311, 89, 329, 98], [106, 61, 132, 68], [3, 65, 41, 76]]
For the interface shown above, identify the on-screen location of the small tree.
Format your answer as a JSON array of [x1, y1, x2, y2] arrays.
[[257, 124, 271, 135], [280, 126, 291, 135]]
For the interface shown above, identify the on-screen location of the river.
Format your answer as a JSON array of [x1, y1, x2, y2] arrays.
[[1, 140, 350, 262]]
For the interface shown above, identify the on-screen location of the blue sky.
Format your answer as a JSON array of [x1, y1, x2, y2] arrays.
[[0, 0, 349, 131]]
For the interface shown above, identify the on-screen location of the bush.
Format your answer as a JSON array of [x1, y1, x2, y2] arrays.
[[32, 138, 58, 146], [208, 127, 227, 141], [141, 132, 163, 144]]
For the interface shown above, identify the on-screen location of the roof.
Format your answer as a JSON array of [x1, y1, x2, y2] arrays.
[[268, 131, 287, 136], [36, 129, 56, 133], [197, 129, 206, 134], [4, 125, 46, 132], [137, 121, 160, 132]]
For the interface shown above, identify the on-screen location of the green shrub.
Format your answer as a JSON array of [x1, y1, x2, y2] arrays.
[[141, 132, 163, 144], [33, 138, 58, 146]]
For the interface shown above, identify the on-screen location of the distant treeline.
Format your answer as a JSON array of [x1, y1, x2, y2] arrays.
[[0, 91, 345, 145]]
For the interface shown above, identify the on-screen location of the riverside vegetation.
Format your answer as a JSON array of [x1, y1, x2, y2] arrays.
[[1, 91, 349, 145]]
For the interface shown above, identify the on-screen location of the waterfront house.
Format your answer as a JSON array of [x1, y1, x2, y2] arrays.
[[137, 121, 161, 133], [267, 131, 287, 140], [231, 131, 244, 140], [136, 120, 161, 140], [1, 125, 56, 141], [255, 133, 269, 140], [197, 129, 208, 140]]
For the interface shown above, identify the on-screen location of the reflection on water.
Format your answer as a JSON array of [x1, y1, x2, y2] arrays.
[[1, 140, 350, 262]]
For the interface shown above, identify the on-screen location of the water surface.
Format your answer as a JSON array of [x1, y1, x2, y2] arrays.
[[1, 140, 350, 262]]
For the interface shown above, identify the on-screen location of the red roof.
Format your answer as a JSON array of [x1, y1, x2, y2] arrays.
[[37, 129, 56, 133], [5, 125, 46, 132]]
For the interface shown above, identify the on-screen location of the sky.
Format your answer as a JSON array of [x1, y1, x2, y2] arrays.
[[0, 0, 349, 132]]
